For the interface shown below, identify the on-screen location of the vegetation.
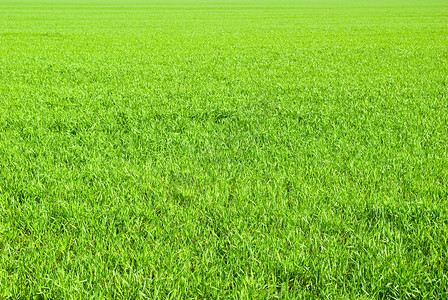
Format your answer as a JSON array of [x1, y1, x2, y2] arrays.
[[0, 0, 447, 298]]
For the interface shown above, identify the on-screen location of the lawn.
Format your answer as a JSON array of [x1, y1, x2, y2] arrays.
[[0, 0, 447, 298]]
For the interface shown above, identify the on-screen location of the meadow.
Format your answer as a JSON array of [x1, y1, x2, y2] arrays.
[[0, 0, 447, 298]]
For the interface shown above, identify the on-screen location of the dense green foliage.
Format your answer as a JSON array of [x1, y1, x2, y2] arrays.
[[1, 0, 447, 298]]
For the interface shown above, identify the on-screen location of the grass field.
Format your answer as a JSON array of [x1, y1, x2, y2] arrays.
[[1, 0, 447, 298]]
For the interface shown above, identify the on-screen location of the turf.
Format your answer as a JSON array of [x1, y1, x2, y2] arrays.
[[0, 0, 447, 298]]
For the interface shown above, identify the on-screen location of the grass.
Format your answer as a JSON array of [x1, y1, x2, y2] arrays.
[[0, 0, 447, 298]]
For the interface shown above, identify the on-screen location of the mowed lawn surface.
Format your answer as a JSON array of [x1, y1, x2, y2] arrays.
[[1, 0, 447, 298]]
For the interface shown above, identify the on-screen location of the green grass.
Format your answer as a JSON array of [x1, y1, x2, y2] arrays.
[[0, 0, 447, 298]]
